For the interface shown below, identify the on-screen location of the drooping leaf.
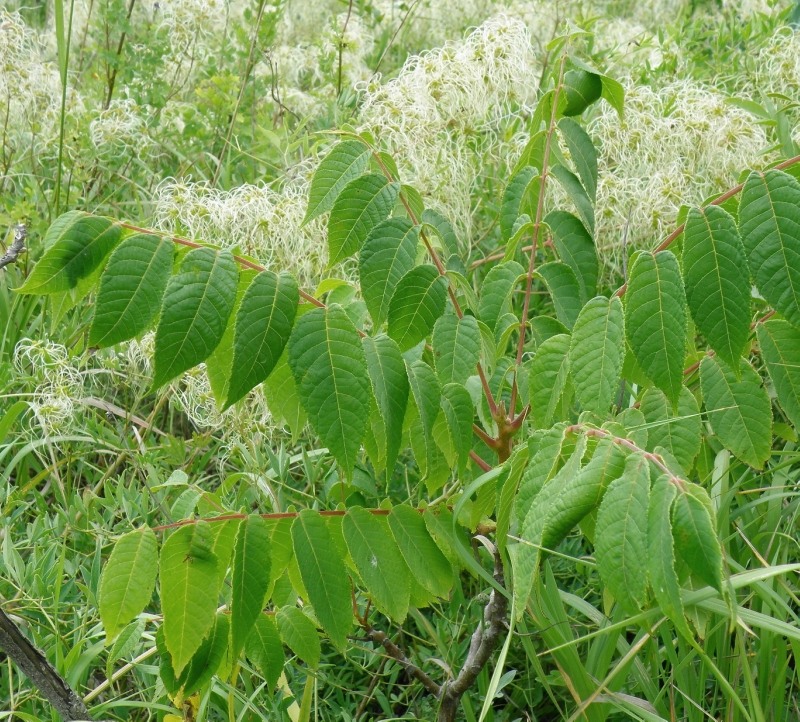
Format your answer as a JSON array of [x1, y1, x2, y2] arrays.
[[99, 528, 158, 641], [245, 614, 284, 691], [545, 210, 598, 302], [406, 359, 446, 487], [263, 351, 307, 438], [230, 516, 272, 660], [438, 382, 474, 472], [152, 247, 238, 388], [288, 306, 370, 476], [478, 261, 524, 332], [18, 211, 122, 294], [528, 333, 571, 428], [304, 140, 371, 223], [160, 523, 222, 676], [276, 606, 321, 668], [682, 206, 750, 369], [739, 170, 800, 328], [290, 511, 351, 649], [388, 505, 453, 598], [501, 167, 538, 241], [757, 320, 800, 428], [647, 475, 691, 639], [562, 69, 603, 117], [569, 296, 624, 414], [595, 453, 650, 613], [362, 334, 408, 474], [328, 173, 400, 266], [672, 483, 723, 593], [206, 268, 259, 404], [359, 218, 418, 327], [387, 264, 448, 351], [431, 313, 481, 386], [180, 613, 230, 697], [421, 208, 460, 259], [514, 426, 567, 524], [640, 386, 701, 474], [557, 117, 597, 201], [225, 271, 299, 407], [536, 261, 583, 329], [89, 233, 173, 347], [511, 436, 587, 617], [700, 356, 771, 469], [343, 507, 411, 622], [625, 250, 687, 405], [551, 163, 594, 233]]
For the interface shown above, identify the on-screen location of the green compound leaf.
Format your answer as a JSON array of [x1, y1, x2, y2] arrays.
[[528, 333, 571, 428], [536, 261, 583, 329], [648, 475, 692, 639], [625, 250, 687, 405], [226, 271, 298, 408], [757, 320, 800, 428], [288, 306, 370, 477], [304, 140, 371, 224], [362, 334, 409, 475], [557, 117, 597, 201], [152, 247, 238, 388], [327, 173, 400, 266], [230, 515, 272, 660], [343, 507, 411, 623], [291, 511, 352, 650], [501, 166, 538, 241], [99, 528, 158, 642], [640, 386, 701, 474], [245, 614, 284, 691], [545, 210, 598, 302], [159, 523, 222, 676], [478, 261, 524, 332], [431, 313, 480, 386], [682, 206, 751, 369], [569, 296, 624, 414], [18, 211, 122, 294], [388, 505, 453, 598], [89, 233, 173, 348], [595, 453, 650, 614], [700, 356, 771, 469], [276, 606, 320, 668], [550, 163, 594, 233], [387, 264, 448, 351], [672, 483, 723, 593], [359, 218, 418, 327], [739, 170, 800, 329]]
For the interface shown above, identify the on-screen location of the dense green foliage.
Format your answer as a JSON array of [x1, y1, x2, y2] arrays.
[[4, 1, 800, 721]]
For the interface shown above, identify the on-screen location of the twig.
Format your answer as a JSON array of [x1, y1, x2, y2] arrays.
[[437, 550, 508, 721], [0, 224, 27, 271], [362, 625, 442, 698], [0, 605, 100, 721]]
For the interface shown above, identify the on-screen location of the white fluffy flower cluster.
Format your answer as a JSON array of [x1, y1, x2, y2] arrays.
[[357, 14, 540, 241], [153, 164, 328, 287], [89, 98, 154, 159], [14, 339, 84, 437], [588, 80, 768, 276], [0, 12, 82, 164]]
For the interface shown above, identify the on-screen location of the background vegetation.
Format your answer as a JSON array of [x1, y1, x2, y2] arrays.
[[2, 0, 800, 720]]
